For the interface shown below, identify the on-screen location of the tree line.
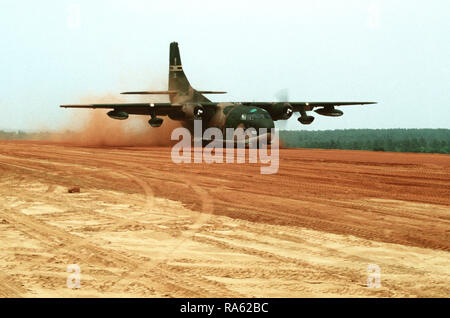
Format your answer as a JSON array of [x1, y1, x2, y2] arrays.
[[279, 129, 450, 154]]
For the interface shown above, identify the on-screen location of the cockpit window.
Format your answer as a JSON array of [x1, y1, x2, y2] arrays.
[[248, 113, 269, 120], [241, 110, 272, 121], [241, 113, 272, 120]]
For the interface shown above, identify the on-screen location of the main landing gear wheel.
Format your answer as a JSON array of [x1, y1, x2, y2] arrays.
[[148, 117, 163, 127]]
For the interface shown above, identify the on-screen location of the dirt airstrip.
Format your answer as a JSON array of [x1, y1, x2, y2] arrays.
[[0, 140, 449, 297]]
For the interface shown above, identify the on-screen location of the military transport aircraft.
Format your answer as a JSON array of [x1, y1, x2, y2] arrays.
[[61, 42, 376, 138]]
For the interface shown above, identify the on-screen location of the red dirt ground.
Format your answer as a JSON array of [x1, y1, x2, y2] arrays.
[[0, 140, 449, 297]]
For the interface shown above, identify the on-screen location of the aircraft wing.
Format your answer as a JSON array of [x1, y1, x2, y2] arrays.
[[241, 102, 376, 111], [60, 101, 375, 118], [61, 103, 185, 116], [60, 103, 222, 116]]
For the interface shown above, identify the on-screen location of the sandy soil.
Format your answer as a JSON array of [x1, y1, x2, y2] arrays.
[[0, 140, 449, 297]]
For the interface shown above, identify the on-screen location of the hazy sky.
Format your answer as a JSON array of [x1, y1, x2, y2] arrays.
[[1, 0, 449, 131]]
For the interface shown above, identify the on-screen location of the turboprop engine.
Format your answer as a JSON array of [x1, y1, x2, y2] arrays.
[[269, 103, 294, 120], [182, 104, 208, 120]]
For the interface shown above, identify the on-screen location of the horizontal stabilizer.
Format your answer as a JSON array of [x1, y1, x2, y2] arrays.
[[120, 91, 177, 95], [197, 91, 227, 94]]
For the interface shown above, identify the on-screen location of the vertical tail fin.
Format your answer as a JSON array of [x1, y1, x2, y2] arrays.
[[169, 42, 192, 94]]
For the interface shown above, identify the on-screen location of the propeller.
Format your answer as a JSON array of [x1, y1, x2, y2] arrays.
[[275, 88, 289, 104], [275, 89, 290, 130]]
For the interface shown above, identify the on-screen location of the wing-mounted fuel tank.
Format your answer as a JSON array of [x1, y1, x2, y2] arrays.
[[314, 106, 344, 117], [107, 110, 129, 120], [268, 103, 294, 120]]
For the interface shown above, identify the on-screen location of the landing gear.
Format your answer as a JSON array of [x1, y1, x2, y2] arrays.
[[149, 117, 163, 127], [298, 107, 314, 125], [148, 110, 163, 127]]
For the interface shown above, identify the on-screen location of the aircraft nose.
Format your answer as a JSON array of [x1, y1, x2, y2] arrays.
[[250, 118, 275, 132], [247, 118, 274, 145]]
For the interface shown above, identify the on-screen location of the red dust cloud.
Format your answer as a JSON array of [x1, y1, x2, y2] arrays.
[[51, 94, 180, 147]]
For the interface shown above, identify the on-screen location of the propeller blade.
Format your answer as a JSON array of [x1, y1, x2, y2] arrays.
[[275, 89, 290, 130]]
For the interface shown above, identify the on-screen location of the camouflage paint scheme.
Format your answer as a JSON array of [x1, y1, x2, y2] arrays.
[[61, 42, 376, 138]]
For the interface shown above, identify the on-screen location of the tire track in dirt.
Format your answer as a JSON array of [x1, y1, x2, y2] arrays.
[[109, 169, 238, 297], [0, 149, 237, 297], [0, 209, 192, 296], [0, 272, 27, 298], [1, 141, 449, 297], [1, 144, 449, 252], [2, 144, 450, 251]]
